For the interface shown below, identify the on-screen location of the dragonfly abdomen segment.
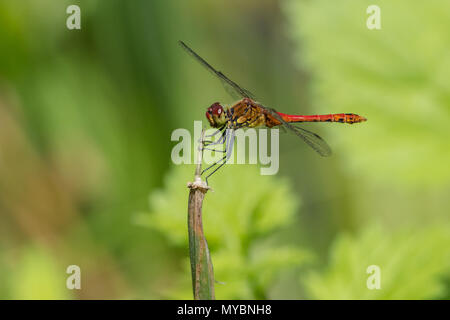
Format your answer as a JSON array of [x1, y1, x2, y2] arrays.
[[278, 113, 367, 124]]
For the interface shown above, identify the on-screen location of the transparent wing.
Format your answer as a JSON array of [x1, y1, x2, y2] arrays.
[[260, 105, 332, 157], [179, 41, 257, 100]]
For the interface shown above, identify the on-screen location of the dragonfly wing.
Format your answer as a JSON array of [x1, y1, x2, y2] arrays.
[[260, 105, 332, 157], [179, 41, 257, 100]]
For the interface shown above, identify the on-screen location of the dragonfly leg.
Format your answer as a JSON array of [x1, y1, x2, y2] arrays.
[[201, 155, 227, 175], [202, 155, 229, 185], [201, 127, 233, 184], [203, 134, 226, 146]]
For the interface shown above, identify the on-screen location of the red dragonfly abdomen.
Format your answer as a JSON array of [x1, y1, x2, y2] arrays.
[[277, 112, 367, 124]]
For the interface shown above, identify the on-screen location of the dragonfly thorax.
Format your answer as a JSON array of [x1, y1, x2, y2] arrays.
[[206, 102, 228, 128]]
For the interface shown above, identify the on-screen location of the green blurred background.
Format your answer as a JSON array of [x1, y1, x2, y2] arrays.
[[0, 0, 449, 299]]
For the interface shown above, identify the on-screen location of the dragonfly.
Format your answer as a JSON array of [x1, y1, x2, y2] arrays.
[[179, 41, 367, 183]]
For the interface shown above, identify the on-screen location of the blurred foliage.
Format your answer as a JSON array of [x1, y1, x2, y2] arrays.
[[304, 225, 450, 299], [138, 164, 312, 299], [283, 0, 450, 299], [284, 1, 450, 225], [10, 247, 71, 299]]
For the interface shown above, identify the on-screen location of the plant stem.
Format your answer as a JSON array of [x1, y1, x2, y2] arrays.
[[187, 129, 214, 300]]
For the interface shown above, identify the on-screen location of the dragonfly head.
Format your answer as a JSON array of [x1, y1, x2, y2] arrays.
[[206, 102, 227, 128]]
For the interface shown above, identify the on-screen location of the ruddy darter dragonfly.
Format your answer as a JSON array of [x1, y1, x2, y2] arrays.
[[179, 41, 367, 183]]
